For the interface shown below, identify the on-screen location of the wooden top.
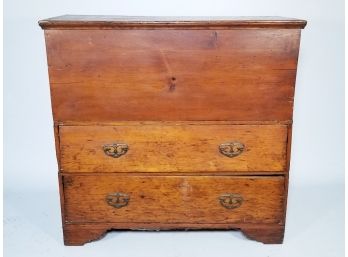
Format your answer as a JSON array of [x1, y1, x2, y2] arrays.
[[39, 15, 307, 29]]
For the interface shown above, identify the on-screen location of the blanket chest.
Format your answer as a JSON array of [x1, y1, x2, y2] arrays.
[[39, 15, 306, 245]]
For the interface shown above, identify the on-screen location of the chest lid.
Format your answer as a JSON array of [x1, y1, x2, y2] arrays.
[[38, 15, 307, 29]]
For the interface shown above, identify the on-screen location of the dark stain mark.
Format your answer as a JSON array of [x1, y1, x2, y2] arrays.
[[64, 177, 74, 187], [169, 77, 176, 92], [88, 149, 96, 154], [208, 31, 218, 48]]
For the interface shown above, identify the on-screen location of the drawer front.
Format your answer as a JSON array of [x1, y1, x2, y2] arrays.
[[59, 124, 287, 173], [63, 175, 285, 224], [45, 29, 300, 122]]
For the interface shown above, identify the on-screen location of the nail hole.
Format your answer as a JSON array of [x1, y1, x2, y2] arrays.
[[171, 77, 176, 81]]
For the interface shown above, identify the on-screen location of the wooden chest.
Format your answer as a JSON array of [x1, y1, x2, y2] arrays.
[[39, 15, 306, 245]]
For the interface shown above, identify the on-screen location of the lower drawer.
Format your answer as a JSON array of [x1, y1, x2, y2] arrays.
[[62, 175, 285, 224]]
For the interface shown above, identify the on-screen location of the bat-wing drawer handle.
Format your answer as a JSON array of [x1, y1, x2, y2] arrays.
[[103, 143, 128, 158], [219, 193, 243, 209], [106, 192, 129, 208], [219, 141, 245, 158]]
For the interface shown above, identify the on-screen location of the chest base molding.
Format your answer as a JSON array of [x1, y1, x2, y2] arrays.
[[63, 223, 285, 245]]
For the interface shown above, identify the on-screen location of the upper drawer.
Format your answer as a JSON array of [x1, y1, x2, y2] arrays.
[[45, 29, 301, 122], [59, 124, 287, 173]]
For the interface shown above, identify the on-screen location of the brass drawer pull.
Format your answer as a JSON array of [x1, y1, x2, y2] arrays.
[[103, 143, 128, 158], [219, 142, 244, 158], [106, 192, 129, 208], [219, 193, 243, 209]]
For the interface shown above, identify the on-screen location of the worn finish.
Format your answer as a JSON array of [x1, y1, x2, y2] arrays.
[[62, 175, 285, 224], [45, 29, 300, 122], [59, 124, 287, 173], [40, 16, 306, 245]]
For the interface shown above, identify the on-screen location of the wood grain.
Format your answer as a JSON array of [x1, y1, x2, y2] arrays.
[[59, 124, 288, 173], [45, 29, 300, 122], [62, 175, 285, 224]]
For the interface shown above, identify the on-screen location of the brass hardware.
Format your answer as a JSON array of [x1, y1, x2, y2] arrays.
[[106, 192, 129, 208], [219, 193, 243, 209], [219, 142, 244, 158], [103, 143, 128, 158]]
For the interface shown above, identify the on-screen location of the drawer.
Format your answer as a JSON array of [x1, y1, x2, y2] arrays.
[[62, 175, 285, 224], [59, 124, 288, 173], [46, 29, 300, 122]]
